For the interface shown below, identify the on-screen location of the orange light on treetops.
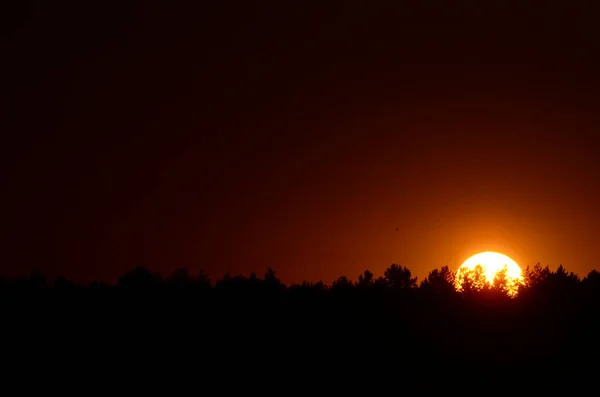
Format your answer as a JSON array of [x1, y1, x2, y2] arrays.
[[455, 251, 524, 297]]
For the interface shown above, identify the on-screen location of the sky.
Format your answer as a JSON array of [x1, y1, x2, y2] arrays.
[[2, 1, 600, 284]]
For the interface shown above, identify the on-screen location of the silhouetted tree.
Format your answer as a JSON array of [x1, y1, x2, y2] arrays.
[[357, 269, 374, 288], [314, 280, 327, 291], [264, 267, 282, 286], [582, 269, 600, 301], [456, 264, 488, 295], [332, 275, 353, 291], [420, 266, 455, 296], [554, 265, 580, 284], [383, 264, 417, 289], [490, 265, 519, 298], [166, 268, 192, 288], [547, 265, 580, 297], [118, 267, 162, 290], [217, 272, 232, 287], [195, 270, 211, 289], [53, 276, 77, 291], [523, 262, 551, 288]]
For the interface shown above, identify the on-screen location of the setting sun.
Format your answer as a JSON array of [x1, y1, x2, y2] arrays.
[[455, 251, 524, 296]]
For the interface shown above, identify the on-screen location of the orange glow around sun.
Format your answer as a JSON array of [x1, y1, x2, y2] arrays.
[[455, 251, 524, 297]]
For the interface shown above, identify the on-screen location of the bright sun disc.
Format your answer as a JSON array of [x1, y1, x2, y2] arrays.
[[455, 251, 524, 296]]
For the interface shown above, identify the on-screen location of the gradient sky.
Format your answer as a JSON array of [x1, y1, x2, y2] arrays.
[[2, 1, 600, 284]]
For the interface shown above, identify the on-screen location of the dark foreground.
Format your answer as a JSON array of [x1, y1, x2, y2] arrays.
[[1, 265, 599, 391]]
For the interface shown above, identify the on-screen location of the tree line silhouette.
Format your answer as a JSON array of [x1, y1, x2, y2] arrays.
[[1, 263, 599, 389]]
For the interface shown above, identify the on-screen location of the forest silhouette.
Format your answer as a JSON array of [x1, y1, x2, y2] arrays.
[[1, 263, 598, 390]]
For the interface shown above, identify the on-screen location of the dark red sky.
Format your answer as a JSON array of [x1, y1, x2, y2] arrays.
[[2, 1, 600, 284]]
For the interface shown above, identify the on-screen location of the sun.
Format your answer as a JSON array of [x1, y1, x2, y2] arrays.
[[455, 251, 524, 296]]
